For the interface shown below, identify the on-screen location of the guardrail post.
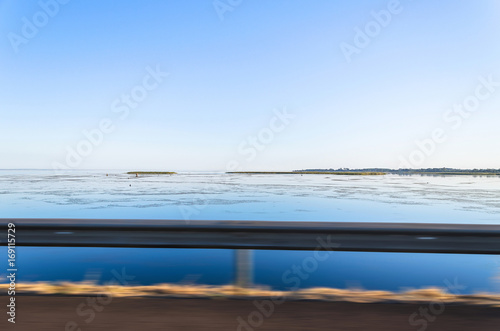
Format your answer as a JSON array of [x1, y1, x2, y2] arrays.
[[235, 249, 253, 288]]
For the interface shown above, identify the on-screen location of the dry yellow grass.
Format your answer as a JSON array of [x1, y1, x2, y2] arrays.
[[2, 282, 499, 306]]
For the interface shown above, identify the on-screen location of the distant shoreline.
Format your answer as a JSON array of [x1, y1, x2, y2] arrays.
[[124, 170, 500, 176], [296, 168, 500, 176], [401, 172, 500, 176]]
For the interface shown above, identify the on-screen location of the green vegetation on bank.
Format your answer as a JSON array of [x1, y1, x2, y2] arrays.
[[298, 168, 500, 176], [127, 172, 177, 175], [227, 171, 386, 175]]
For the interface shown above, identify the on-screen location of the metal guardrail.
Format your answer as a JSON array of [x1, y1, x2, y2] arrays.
[[1, 219, 500, 254]]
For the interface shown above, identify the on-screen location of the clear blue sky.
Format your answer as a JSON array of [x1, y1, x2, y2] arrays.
[[1, 0, 499, 171]]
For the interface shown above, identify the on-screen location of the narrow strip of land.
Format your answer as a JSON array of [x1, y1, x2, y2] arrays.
[[126, 171, 176, 175], [227, 171, 386, 175]]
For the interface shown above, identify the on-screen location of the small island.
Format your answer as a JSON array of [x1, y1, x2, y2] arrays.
[[127, 172, 177, 175]]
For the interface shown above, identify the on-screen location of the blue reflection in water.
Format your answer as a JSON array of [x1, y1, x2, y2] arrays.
[[3, 247, 498, 294]]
